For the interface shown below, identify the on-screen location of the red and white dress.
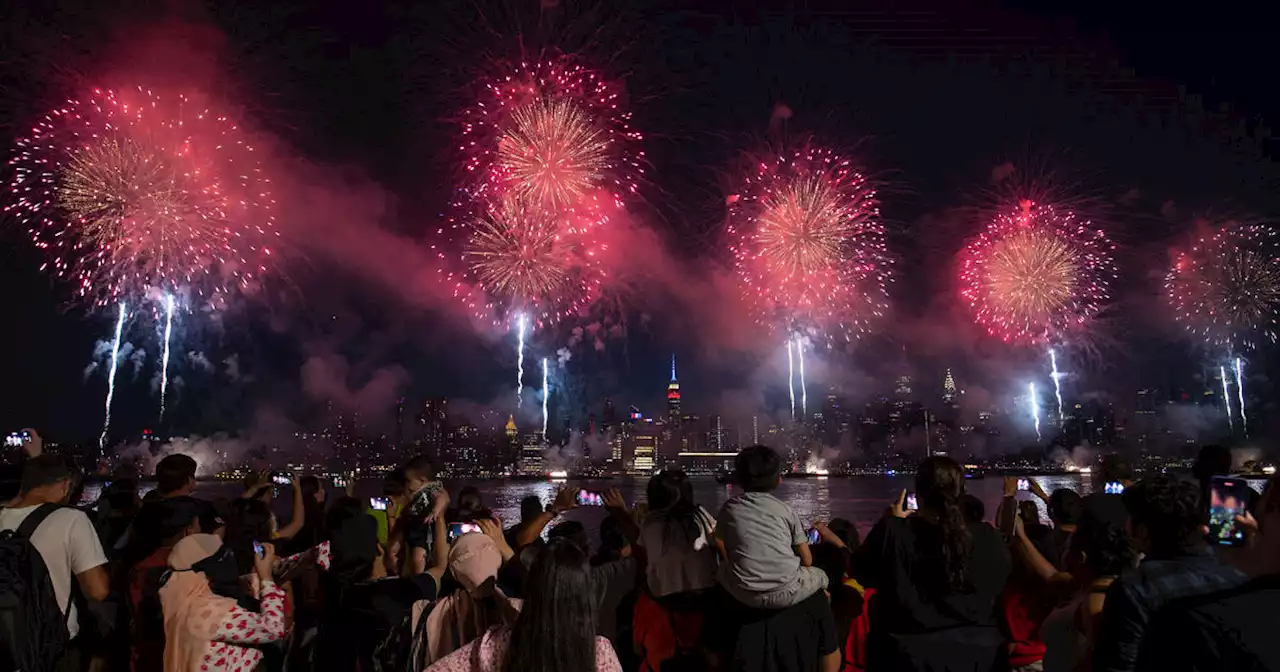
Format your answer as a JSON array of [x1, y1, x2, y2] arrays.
[[197, 580, 287, 672]]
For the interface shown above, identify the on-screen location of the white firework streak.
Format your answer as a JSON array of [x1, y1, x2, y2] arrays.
[[1221, 365, 1233, 431], [159, 294, 175, 420], [100, 302, 128, 449], [541, 357, 549, 436], [1234, 357, 1247, 435], [515, 314, 527, 407], [1049, 349, 1065, 424], [1028, 382, 1041, 442]]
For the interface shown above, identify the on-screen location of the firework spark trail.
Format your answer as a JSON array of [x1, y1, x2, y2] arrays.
[[1049, 349, 1065, 424], [541, 358, 549, 436], [1028, 382, 1041, 442], [1221, 365, 1234, 431], [727, 145, 891, 343], [796, 335, 808, 418], [960, 201, 1115, 345], [786, 338, 796, 420], [159, 294, 175, 420], [515, 314, 527, 407], [1234, 357, 1247, 435], [100, 302, 127, 449]]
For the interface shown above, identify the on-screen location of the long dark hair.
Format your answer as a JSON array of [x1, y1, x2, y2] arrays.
[[916, 456, 972, 592], [292, 475, 328, 550], [646, 469, 702, 546], [503, 540, 598, 672], [224, 498, 274, 575]]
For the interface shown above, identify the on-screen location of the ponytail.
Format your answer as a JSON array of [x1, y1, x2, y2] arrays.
[[938, 491, 973, 591], [917, 456, 973, 593]]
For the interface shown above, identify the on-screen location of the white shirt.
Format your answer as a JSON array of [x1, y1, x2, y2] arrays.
[[637, 506, 718, 597], [0, 505, 109, 639]]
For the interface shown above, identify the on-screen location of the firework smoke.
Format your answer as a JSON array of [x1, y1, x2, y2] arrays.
[[1028, 382, 1041, 442], [787, 338, 796, 419], [727, 144, 891, 343], [100, 302, 128, 449], [160, 294, 175, 419], [1166, 223, 1280, 351], [960, 200, 1115, 345], [796, 334, 808, 418]]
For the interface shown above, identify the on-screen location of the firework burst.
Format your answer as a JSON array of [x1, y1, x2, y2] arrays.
[[459, 58, 643, 225], [960, 201, 1115, 345], [444, 197, 605, 327], [1166, 223, 1280, 351], [5, 86, 277, 309], [727, 145, 891, 342]]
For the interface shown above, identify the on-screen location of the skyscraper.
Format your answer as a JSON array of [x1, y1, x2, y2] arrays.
[[942, 369, 957, 404], [667, 354, 681, 422]]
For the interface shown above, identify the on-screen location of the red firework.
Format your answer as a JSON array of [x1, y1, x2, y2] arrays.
[[959, 200, 1116, 345], [459, 57, 643, 228], [726, 145, 891, 342], [5, 86, 277, 310], [443, 57, 641, 328]]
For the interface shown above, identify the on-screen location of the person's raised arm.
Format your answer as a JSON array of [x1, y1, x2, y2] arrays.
[[1010, 513, 1073, 587], [602, 488, 640, 546], [1028, 478, 1051, 504], [273, 475, 306, 541], [812, 520, 846, 549], [515, 486, 576, 548], [427, 514, 450, 582]]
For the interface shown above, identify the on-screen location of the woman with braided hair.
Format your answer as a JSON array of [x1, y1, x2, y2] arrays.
[[851, 456, 1012, 671]]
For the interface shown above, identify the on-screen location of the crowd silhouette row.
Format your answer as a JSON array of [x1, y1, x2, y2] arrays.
[[1, 431, 1276, 671]]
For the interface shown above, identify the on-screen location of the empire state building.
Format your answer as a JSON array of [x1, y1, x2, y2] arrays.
[[667, 354, 681, 423]]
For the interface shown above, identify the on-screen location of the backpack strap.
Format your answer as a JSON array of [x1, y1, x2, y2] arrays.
[[14, 503, 76, 621], [15, 503, 62, 540]]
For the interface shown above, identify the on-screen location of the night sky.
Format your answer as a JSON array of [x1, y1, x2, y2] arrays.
[[2, 0, 1279, 447]]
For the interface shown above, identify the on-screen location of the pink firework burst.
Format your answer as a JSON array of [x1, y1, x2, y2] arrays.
[[459, 58, 643, 228], [5, 86, 277, 309], [960, 200, 1116, 345], [1166, 223, 1280, 351], [726, 145, 891, 342], [436, 195, 607, 329]]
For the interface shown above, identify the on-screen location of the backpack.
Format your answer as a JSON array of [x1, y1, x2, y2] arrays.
[[372, 598, 435, 672], [0, 504, 72, 672]]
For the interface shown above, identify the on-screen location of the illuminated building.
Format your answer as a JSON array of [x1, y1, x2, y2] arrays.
[[709, 415, 724, 453], [667, 354, 681, 422], [633, 432, 657, 474], [942, 369, 956, 404]]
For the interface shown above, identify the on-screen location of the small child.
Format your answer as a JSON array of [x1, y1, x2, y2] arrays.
[[394, 455, 447, 573], [716, 445, 828, 609]]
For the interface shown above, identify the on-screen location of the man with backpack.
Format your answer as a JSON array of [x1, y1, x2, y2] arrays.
[[0, 455, 110, 671]]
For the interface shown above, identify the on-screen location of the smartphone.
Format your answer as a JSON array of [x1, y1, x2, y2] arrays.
[[1016, 478, 1030, 492], [905, 493, 919, 511], [4, 431, 29, 448], [575, 489, 605, 507], [253, 541, 266, 558], [448, 522, 482, 540], [368, 497, 389, 511], [270, 472, 291, 486], [1104, 481, 1125, 495], [1209, 476, 1252, 547], [333, 476, 348, 489], [806, 528, 821, 545]]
